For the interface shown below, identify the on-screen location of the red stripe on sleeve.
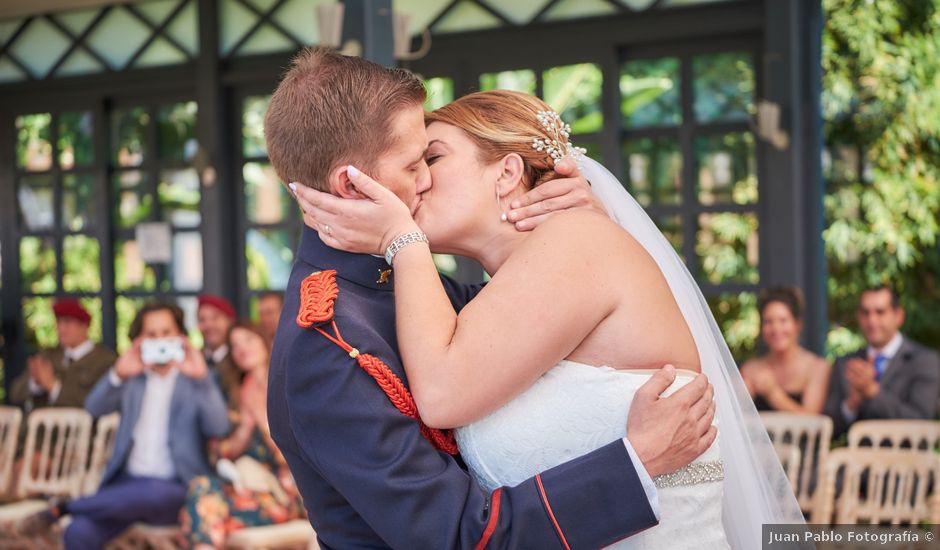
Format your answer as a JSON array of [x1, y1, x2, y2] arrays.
[[535, 474, 572, 550], [474, 488, 503, 550]]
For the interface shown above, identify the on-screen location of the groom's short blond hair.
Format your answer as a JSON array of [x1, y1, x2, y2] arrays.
[[264, 47, 426, 192]]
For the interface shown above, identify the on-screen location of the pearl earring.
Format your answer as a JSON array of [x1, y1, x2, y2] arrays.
[[497, 188, 508, 222]]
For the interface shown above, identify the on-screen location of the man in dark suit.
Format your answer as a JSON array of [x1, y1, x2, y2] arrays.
[[825, 285, 940, 437], [265, 48, 716, 549], [9, 299, 116, 412]]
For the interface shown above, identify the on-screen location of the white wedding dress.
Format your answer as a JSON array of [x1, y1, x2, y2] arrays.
[[456, 360, 730, 549]]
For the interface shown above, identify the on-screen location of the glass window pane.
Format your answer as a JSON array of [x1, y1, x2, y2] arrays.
[[176, 295, 204, 348], [79, 297, 104, 344], [171, 231, 203, 292], [17, 175, 55, 231], [544, 63, 603, 134], [112, 107, 150, 167], [62, 173, 96, 231], [63, 234, 101, 293], [696, 212, 759, 284], [246, 228, 294, 290], [621, 58, 681, 128], [114, 238, 157, 291], [242, 95, 270, 158], [58, 111, 94, 169], [114, 171, 152, 228], [23, 297, 57, 349], [20, 236, 57, 293], [479, 69, 536, 94], [695, 132, 757, 205], [244, 162, 291, 225], [158, 168, 201, 227], [16, 113, 53, 171], [424, 78, 454, 112], [156, 101, 198, 161], [622, 138, 682, 206], [115, 295, 145, 352], [705, 291, 759, 361], [656, 214, 683, 255], [692, 52, 754, 123]]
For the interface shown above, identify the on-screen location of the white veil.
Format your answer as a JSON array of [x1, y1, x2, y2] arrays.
[[581, 157, 805, 548]]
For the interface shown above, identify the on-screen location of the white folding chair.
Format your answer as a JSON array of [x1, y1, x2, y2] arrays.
[[0, 406, 23, 497], [760, 411, 833, 516], [83, 412, 121, 495]]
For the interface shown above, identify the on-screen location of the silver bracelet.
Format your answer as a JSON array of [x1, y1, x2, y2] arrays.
[[384, 231, 428, 265]]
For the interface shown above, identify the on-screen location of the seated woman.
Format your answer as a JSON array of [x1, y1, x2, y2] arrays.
[[180, 322, 304, 549], [741, 287, 831, 413]]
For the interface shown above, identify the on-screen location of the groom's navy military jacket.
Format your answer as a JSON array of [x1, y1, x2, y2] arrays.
[[268, 226, 657, 549]]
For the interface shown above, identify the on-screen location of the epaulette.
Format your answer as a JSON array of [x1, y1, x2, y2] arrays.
[[295, 269, 457, 455]]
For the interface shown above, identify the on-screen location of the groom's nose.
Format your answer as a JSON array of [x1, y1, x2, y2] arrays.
[[415, 161, 432, 194]]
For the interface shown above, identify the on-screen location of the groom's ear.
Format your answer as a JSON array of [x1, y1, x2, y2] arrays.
[[327, 164, 367, 199], [495, 153, 526, 197]]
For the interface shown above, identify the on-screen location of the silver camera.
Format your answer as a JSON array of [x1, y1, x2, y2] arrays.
[[140, 338, 185, 365]]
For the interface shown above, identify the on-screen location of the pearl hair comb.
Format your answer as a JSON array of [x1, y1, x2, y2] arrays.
[[531, 110, 587, 166]]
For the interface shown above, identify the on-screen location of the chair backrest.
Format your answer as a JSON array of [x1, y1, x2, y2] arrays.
[[847, 420, 940, 453], [0, 406, 23, 496], [82, 412, 121, 495], [773, 441, 801, 492], [17, 407, 93, 498], [814, 448, 940, 525], [760, 411, 833, 514]]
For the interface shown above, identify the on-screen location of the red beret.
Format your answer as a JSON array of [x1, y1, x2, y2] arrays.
[[198, 294, 236, 319], [53, 299, 91, 325]]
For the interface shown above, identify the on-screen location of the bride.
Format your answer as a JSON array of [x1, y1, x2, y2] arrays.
[[292, 90, 803, 548]]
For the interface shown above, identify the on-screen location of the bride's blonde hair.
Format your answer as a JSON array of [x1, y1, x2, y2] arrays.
[[425, 90, 564, 189]]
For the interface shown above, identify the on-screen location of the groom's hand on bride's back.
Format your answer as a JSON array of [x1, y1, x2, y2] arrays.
[[626, 366, 717, 478], [506, 158, 608, 230]]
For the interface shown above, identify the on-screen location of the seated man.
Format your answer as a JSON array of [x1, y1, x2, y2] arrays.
[[9, 299, 116, 412], [20, 301, 231, 550], [825, 285, 940, 438], [197, 293, 240, 409], [256, 291, 284, 343]]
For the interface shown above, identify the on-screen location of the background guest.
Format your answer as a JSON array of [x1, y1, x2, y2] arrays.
[[18, 301, 231, 549], [256, 291, 284, 343], [741, 287, 831, 413], [824, 285, 940, 437], [10, 298, 116, 411], [198, 294, 240, 409], [181, 322, 303, 549]]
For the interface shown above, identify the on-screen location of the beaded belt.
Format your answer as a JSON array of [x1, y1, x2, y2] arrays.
[[653, 460, 724, 489]]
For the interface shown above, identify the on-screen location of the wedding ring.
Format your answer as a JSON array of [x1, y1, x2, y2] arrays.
[[323, 224, 332, 235]]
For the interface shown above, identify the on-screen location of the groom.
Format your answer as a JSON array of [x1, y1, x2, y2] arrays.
[[266, 47, 716, 549]]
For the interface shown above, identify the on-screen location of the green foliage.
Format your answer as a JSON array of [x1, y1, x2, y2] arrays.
[[822, 0, 940, 354]]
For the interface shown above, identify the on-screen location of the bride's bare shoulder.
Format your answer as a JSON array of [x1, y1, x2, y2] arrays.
[[523, 210, 643, 256]]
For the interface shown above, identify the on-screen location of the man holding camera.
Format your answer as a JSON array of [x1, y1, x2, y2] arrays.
[[20, 301, 231, 549]]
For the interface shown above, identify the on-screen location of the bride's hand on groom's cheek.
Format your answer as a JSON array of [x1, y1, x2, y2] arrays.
[[288, 167, 418, 254], [506, 158, 608, 231]]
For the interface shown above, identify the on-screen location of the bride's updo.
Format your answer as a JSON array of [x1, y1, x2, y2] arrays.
[[425, 90, 566, 189]]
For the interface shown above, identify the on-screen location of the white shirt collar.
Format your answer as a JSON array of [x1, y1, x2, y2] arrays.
[[206, 344, 229, 364], [868, 332, 904, 360], [64, 340, 95, 364]]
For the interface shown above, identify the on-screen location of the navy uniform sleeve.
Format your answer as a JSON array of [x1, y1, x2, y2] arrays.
[[285, 331, 657, 549], [439, 273, 485, 311]]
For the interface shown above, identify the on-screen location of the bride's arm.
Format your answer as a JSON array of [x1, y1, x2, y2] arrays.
[[390, 213, 618, 428]]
